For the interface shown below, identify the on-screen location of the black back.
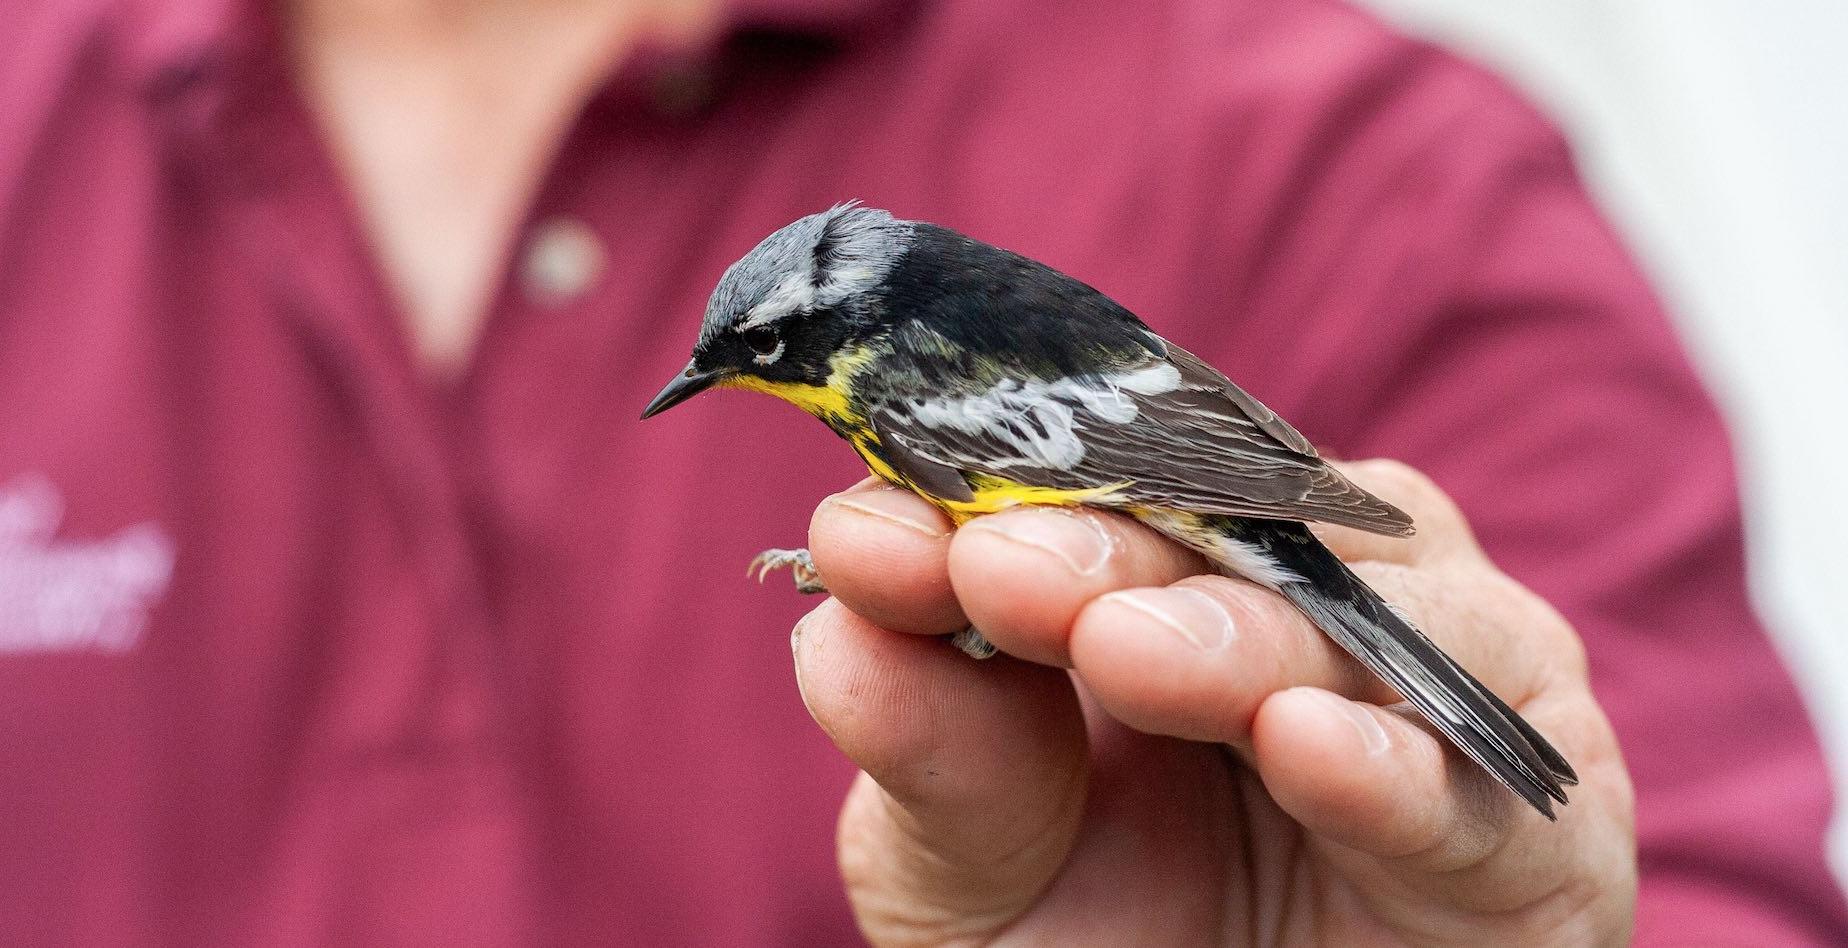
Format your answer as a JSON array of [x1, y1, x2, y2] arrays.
[[876, 224, 1164, 380]]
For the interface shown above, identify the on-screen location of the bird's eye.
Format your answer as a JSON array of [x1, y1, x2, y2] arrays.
[[741, 326, 783, 363]]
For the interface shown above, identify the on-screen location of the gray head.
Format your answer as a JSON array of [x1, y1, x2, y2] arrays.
[[643, 203, 915, 417]]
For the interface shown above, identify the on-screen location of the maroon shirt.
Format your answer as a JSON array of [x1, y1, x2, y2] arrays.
[[2, 0, 1843, 943]]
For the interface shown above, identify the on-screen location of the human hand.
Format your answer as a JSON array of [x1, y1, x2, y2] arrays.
[[795, 459, 1636, 946]]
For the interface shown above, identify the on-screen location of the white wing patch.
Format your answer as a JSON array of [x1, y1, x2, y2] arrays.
[[1113, 362, 1184, 396], [909, 362, 1182, 470]]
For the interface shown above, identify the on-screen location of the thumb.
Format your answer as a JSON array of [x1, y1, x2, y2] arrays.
[[794, 599, 1088, 944]]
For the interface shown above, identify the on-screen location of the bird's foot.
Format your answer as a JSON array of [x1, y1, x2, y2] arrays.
[[951, 627, 998, 660], [749, 547, 828, 595]]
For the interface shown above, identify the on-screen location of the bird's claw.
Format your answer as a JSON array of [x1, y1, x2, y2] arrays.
[[951, 627, 998, 660], [749, 547, 827, 595]]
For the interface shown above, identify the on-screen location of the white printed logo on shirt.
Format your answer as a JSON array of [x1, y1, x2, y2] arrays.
[[0, 473, 174, 654]]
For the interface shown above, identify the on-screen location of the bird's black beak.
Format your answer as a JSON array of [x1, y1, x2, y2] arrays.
[[641, 361, 727, 419]]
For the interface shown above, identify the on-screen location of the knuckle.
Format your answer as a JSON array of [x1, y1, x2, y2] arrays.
[[1505, 579, 1590, 683], [1345, 458, 1454, 513], [1345, 457, 1430, 495]]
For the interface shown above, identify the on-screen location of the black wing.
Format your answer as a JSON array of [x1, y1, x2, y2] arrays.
[[869, 338, 1414, 537]]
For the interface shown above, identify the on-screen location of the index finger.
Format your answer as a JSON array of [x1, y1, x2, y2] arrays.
[[807, 479, 964, 636]]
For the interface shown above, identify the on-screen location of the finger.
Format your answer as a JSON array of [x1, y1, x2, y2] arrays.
[[1249, 686, 1631, 917], [808, 480, 965, 636], [1250, 687, 1521, 869], [794, 598, 1088, 936], [1072, 562, 1555, 748], [1069, 575, 1396, 747], [1256, 683, 1633, 920], [947, 507, 1209, 667]]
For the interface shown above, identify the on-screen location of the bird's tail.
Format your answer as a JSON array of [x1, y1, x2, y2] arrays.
[[1237, 519, 1578, 818]]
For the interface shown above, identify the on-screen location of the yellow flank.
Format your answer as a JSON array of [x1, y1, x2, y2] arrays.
[[936, 475, 1130, 525], [849, 432, 904, 484]]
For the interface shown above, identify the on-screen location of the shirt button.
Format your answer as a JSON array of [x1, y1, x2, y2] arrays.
[[521, 217, 604, 305]]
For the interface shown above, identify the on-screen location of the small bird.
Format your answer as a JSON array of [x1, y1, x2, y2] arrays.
[[642, 203, 1576, 817]]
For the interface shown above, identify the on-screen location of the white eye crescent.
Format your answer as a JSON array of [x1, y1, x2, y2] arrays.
[[753, 339, 785, 366], [740, 326, 784, 365]]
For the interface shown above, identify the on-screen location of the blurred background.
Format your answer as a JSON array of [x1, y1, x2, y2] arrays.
[[1358, 0, 1848, 871]]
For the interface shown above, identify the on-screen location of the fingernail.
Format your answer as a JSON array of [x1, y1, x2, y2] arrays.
[[1309, 688, 1391, 757], [964, 509, 1114, 576], [1100, 587, 1236, 652], [825, 490, 949, 539]]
